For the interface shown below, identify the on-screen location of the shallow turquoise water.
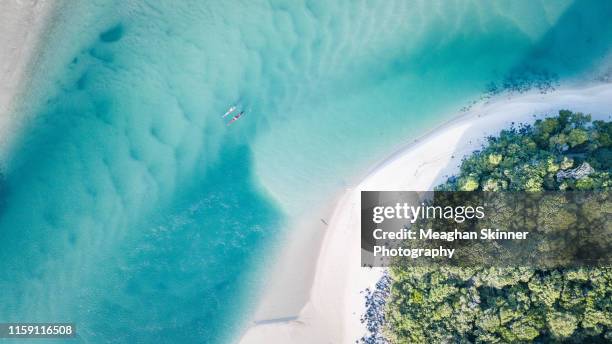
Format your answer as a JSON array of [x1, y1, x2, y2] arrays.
[[0, 1, 610, 343]]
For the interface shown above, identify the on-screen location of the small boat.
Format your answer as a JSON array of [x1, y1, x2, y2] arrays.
[[222, 105, 237, 118], [227, 111, 244, 126]]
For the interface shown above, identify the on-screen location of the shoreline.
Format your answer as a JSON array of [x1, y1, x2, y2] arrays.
[[239, 82, 612, 343], [0, 0, 58, 150]]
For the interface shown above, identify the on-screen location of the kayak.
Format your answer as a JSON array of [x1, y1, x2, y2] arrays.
[[222, 105, 237, 118], [227, 111, 244, 126]]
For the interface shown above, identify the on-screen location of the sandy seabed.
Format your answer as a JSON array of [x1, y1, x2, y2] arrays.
[[0, 0, 57, 150], [2, 4, 611, 343]]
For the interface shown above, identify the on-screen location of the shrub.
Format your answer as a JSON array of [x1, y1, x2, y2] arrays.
[[387, 111, 611, 343]]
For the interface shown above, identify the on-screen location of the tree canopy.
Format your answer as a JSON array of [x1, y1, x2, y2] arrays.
[[386, 111, 612, 343]]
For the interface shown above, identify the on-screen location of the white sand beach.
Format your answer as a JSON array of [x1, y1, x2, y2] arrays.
[[240, 82, 612, 343], [0, 0, 56, 145]]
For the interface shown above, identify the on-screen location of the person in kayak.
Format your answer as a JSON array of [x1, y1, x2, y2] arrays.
[[227, 111, 244, 125]]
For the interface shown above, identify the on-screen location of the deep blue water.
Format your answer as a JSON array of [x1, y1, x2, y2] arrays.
[[0, 0, 610, 343]]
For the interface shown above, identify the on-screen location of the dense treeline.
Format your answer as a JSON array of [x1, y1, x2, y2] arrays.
[[386, 111, 611, 343], [437, 110, 610, 192]]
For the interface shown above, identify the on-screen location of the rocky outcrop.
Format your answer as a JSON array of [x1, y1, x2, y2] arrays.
[[556, 162, 595, 181]]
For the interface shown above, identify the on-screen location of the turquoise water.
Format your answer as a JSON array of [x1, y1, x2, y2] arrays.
[[0, 1, 610, 343]]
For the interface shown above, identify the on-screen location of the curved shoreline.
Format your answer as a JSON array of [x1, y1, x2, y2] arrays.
[[239, 82, 612, 343], [0, 0, 58, 150]]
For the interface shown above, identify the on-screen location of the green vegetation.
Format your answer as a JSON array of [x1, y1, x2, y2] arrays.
[[386, 111, 612, 343], [437, 110, 610, 192]]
